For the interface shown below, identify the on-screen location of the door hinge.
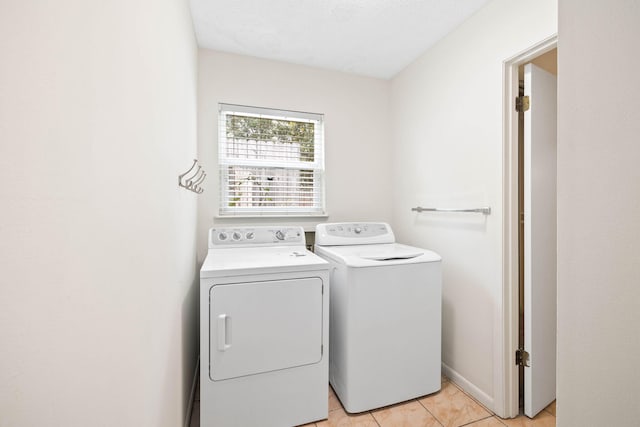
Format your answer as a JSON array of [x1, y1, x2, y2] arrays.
[[515, 348, 530, 367], [516, 95, 530, 112]]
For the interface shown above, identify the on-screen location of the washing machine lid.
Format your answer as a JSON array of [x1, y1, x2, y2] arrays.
[[315, 243, 441, 267], [201, 246, 329, 277]]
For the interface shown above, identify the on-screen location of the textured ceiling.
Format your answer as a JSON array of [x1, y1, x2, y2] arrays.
[[190, 0, 491, 79]]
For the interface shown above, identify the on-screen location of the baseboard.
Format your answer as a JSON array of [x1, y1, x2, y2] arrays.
[[442, 362, 494, 412], [184, 357, 200, 427]]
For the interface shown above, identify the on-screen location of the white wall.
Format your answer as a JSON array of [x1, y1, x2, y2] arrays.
[[557, 1, 640, 424], [390, 0, 556, 411], [0, 1, 199, 426], [197, 50, 392, 260]]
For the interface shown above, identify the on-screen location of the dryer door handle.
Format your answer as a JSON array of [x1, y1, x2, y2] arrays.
[[217, 314, 232, 351]]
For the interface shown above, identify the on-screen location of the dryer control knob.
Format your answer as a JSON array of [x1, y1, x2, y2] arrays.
[[354, 227, 362, 234], [232, 231, 242, 241], [218, 232, 228, 241], [275, 230, 285, 240], [245, 232, 255, 240]]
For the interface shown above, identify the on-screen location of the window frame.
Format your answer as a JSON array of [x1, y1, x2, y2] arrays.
[[217, 103, 326, 217]]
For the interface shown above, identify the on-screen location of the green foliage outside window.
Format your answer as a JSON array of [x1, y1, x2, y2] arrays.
[[227, 115, 315, 162]]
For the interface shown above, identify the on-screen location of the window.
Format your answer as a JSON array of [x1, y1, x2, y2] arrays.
[[218, 103, 325, 217]]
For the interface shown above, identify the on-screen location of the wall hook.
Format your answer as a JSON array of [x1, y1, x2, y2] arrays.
[[179, 159, 206, 194]]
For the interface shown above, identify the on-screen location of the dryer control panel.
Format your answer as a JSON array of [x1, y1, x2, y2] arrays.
[[315, 222, 395, 246], [209, 226, 305, 248]]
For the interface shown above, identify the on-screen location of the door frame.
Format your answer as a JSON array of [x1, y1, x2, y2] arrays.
[[498, 34, 557, 418]]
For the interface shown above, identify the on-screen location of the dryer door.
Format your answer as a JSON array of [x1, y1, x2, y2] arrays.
[[209, 277, 323, 381]]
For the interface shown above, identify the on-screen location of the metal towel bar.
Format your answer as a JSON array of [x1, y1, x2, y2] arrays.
[[411, 206, 491, 215]]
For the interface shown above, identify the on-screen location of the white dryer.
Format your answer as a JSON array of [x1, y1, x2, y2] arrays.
[[314, 222, 442, 413], [200, 226, 329, 427]]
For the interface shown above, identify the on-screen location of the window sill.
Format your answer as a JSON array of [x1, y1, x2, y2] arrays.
[[213, 214, 329, 232], [214, 214, 329, 219]]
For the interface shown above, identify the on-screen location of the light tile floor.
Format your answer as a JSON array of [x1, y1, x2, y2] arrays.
[[190, 375, 556, 427]]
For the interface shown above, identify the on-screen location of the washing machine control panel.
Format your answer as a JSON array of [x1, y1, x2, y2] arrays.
[[209, 226, 305, 247], [315, 222, 396, 246], [323, 223, 388, 238]]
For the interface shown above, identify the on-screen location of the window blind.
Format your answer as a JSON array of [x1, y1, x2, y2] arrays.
[[218, 103, 325, 217]]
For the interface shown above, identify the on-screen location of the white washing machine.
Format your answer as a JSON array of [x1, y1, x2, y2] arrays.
[[200, 226, 330, 427], [314, 222, 442, 413]]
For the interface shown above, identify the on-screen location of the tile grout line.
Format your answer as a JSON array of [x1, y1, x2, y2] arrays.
[[325, 379, 510, 427], [368, 410, 382, 427], [420, 379, 499, 427], [458, 414, 507, 427], [416, 397, 445, 427], [367, 409, 378, 427], [542, 403, 557, 417], [449, 379, 495, 417]]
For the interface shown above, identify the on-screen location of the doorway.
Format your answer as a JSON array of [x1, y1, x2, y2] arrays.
[[519, 50, 558, 418], [500, 36, 557, 419]]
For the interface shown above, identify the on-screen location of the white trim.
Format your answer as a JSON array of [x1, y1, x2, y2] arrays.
[[218, 104, 326, 217], [214, 214, 329, 219], [442, 362, 494, 411], [219, 103, 324, 122], [499, 34, 557, 419], [184, 357, 200, 427]]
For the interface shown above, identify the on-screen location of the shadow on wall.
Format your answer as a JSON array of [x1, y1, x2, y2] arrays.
[[414, 213, 490, 232], [305, 231, 316, 252], [440, 255, 494, 392], [182, 272, 200, 422]]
